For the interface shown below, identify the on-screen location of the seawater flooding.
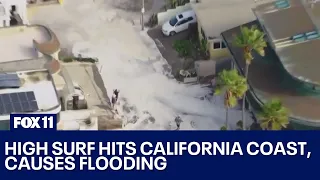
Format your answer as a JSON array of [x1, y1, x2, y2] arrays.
[[29, 0, 248, 130]]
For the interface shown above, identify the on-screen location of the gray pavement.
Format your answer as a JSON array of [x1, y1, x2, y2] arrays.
[[147, 26, 191, 77], [62, 62, 122, 130], [63, 63, 110, 107]]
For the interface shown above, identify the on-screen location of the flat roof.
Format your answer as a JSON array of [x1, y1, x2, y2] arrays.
[[302, 0, 320, 35], [0, 58, 48, 72], [0, 26, 50, 62], [0, 69, 60, 116], [222, 21, 320, 125], [253, 0, 320, 84], [253, 0, 315, 41], [192, 0, 274, 38], [277, 39, 320, 84]]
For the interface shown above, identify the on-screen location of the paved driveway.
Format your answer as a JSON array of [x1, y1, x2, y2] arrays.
[[147, 26, 189, 76]]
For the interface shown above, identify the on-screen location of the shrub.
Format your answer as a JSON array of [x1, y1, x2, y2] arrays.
[[236, 120, 243, 130], [62, 57, 73, 63], [173, 40, 192, 58], [166, 0, 190, 9], [200, 38, 210, 60], [146, 14, 158, 28], [74, 57, 98, 63], [220, 126, 227, 130]]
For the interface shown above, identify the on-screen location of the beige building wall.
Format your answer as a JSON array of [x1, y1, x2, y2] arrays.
[[197, 22, 230, 60], [208, 46, 230, 60]]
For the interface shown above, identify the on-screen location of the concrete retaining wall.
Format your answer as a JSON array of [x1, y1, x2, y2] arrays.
[[157, 3, 192, 25]]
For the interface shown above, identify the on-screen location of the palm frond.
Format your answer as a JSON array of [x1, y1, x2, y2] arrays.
[[216, 70, 248, 108], [233, 25, 267, 65], [258, 99, 289, 130]]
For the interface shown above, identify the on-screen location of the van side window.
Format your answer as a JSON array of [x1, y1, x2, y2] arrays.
[[176, 19, 188, 26], [187, 17, 194, 21]]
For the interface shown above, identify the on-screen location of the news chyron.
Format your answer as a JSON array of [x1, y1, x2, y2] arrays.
[[10, 114, 57, 131]]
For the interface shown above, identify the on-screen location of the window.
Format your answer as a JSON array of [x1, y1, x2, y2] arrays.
[[176, 19, 188, 26], [222, 42, 226, 48], [212, 39, 227, 50], [213, 42, 221, 49], [169, 17, 178, 26], [291, 31, 320, 42], [274, 0, 290, 9], [187, 17, 194, 21]]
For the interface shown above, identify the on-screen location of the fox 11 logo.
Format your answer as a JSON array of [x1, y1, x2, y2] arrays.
[[10, 114, 57, 131]]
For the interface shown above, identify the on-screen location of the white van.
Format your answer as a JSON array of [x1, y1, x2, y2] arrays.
[[162, 10, 197, 36]]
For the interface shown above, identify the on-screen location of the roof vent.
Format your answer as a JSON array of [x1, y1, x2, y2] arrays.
[[275, 0, 290, 9]]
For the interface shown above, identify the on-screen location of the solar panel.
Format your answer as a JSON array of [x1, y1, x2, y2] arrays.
[[0, 73, 21, 88], [0, 91, 39, 115], [26, 91, 36, 101], [10, 93, 19, 102]]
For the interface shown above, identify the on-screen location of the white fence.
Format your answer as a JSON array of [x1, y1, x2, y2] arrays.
[[157, 3, 192, 25]]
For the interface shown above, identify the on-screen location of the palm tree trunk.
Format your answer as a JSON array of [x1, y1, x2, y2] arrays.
[[242, 64, 249, 130], [226, 107, 229, 130]]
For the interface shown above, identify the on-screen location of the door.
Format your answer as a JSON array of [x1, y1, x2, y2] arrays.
[[175, 18, 189, 33]]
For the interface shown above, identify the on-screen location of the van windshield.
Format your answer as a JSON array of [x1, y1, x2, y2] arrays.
[[169, 17, 178, 26]]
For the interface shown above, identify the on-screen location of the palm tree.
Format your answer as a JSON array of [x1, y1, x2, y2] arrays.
[[214, 70, 248, 130], [234, 25, 267, 130], [258, 99, 289, 130]]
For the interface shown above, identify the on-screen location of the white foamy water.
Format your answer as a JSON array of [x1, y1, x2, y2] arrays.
[[29, 0, 252, 130]]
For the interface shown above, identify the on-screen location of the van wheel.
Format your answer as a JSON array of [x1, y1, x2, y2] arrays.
[[170, 31, 176, 36]]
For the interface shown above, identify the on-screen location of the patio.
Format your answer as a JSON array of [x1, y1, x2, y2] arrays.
[[0, 25, 50, 62]]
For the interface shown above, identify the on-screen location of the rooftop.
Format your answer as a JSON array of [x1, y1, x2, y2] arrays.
[[0, 25, 50, 62], [0, 69, 60, 120], [253, 0, 316, 41], [302, 0, 320, 31], [221, 21, 320, 126], [276, 39, 320, 84], [254, 0, 320, 84], [192, 0, 274, 38]]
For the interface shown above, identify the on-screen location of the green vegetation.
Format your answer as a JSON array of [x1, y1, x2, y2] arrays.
[[199, 38, 209, 59], [173, 40, 193, 58], [146, 14, 158, 28], [258, 99, 289, 130], [233, 25, 267, 130], [236, 120, 243, 130], [61, 57, 73, 63], [166, 0, 190, 9], [215, 70, 248, 130], [220, 126, 227, 130]]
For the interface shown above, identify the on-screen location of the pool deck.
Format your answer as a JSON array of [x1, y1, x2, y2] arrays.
[[0, 25, 50, 62]]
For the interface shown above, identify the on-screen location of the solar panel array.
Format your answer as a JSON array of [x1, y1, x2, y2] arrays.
[[0, 73, 21, 88], [0, 91, 39, 115]]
